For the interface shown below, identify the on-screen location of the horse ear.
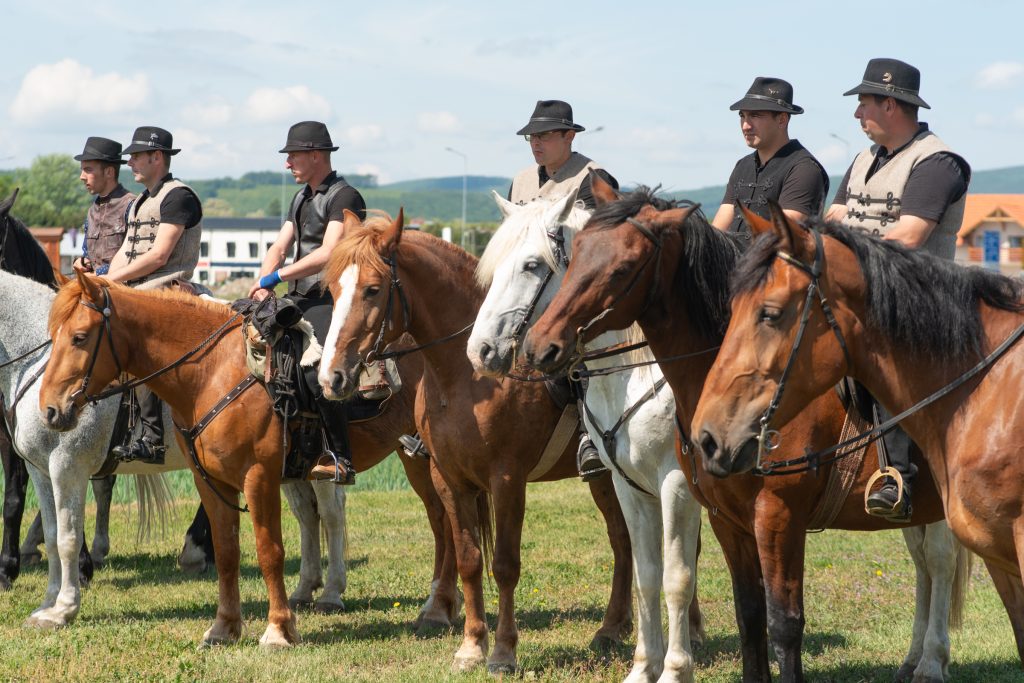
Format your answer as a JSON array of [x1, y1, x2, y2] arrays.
[[493, 191, 517, 218], [765, 200, 809, 256], [589, 169, 617, 206], [553, 187, 579, 224], [342, 209, 363, 234], [54, 269, 69, 286], [650, 204, 700, 232], [383, 207, 405, 255], [739, 204, 773, 236], [76, 269, 102, 302], [0, 188, 19, 216]]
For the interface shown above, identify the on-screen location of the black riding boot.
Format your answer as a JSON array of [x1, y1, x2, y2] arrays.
[[113, 387, 166, 465], [577, 409, 607, 481], [309, 394, 355, 485], [866, 405, 917, 523]]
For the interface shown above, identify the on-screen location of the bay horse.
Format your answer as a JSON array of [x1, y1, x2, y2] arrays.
[[691, 206, 1024, 671], [467, 191, 704, 681], [316, 210, 634, 674], [38, 272, 457, 645], [522, 176, 969, 683]]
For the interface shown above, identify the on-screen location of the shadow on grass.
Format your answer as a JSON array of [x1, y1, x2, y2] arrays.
[[691, 630, 848, 669], [809, 661, 1022, 682]]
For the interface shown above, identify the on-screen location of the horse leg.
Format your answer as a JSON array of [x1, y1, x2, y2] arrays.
[[486, 478, 525, 675], [1, 439, 29, 588], [710, 515, 771, 683], [689, 527, 706, 646], [245, 471, 299, 649], [310, 480, 347, 613], [658, 468, 702, 683], [587, 471, 636, 649], [402, 453, 462, 633], [281, 481, 323, 610], [756, 516, 807, 683], [178, 503, 215, 574], [195, 479, 243, 647], [984, 557, 1024, 666], [89, 474, 116, 568]]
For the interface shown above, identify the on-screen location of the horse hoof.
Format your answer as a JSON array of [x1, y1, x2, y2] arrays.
[[487, 661, 517, 676], [20, 552, 41, 567], [0, 575, 12, 592], [258, 635, 295, 650], [24, 614, 66, 630], [893, 664, 914, 682], [313, 600, 345, 614], [415, 618, 454, 638], [589, 634, 620, 654], [451, 653, 486, 673]]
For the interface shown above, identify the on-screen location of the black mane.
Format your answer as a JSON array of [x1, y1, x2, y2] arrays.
[[590, 186, 742, 340], [732, 218, 1024, 360], [1, 213, 56, 287]]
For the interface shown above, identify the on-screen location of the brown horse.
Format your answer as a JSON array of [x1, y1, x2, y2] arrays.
[[37, 271, 458, 646], [522, 176, 969, 683], [692, 206, 1024, 671], [316, 210, 634, 674]]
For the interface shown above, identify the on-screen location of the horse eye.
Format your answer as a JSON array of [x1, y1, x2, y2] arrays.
[[364, 285, 380, 298], [759, 306, 782, 324], [71, 333, 88, 347]]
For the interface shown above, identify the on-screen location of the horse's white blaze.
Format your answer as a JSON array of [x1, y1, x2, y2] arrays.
[[320, 264, 358, 386]]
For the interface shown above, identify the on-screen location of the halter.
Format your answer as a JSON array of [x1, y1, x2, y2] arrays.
[[754, 228, 853, 472]]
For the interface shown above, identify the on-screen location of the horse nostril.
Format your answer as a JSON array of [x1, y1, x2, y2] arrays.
[[698, 429, 719, 462], [539, 342, 562, 367], [45, 406, 57, 426], [479, 342, 494, 362]]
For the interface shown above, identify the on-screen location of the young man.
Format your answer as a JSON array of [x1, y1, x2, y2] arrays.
[[827, 58, 971, 522], [249, 121, 366, 485], [74, 137, 134, 275], [712, 77, 829, 239]]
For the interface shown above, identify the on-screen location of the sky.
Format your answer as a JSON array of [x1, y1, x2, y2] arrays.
[[2, 0, 1022, 193]]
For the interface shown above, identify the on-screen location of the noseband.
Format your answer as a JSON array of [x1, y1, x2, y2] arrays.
[[69, 286, 126, 404]]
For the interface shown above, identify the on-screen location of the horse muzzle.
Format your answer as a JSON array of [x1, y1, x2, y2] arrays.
[[696, 425, 760, 478], [466, 336, 514, 378], [43, 401, 79, 432], [320, 366, 358, 401]]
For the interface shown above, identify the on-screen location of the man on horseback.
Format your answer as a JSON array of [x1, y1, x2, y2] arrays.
[[508, 99, 619, 481], [826, 58, 971, 522], [74, 137, 135, 275], [106, 126, 204, 466], [248, 121, 365, 485], [711, 77, 829, 239]]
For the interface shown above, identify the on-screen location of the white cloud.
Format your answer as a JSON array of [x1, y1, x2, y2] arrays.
[[343, 124, 384, 147], [9, 59, 147, 124], [814, 143, 851, 168], [243, 86, 332, 123], [416, 111, 461, 133], [170, 128, 239, 173], [182, 102, 234, 128], [975, 61, 1024, 90], [973, 112, 997, 128]]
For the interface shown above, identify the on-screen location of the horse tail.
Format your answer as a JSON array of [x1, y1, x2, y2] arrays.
[[477, 490, 494, 587], [132, 473, 174, 542], [949, 539, 972, 630]]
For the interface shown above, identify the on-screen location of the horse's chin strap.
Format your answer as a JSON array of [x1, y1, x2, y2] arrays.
[[755, 228, 854, 472], [70, 286, 126, 405]]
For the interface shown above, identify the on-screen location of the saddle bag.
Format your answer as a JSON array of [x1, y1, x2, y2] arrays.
[[357, 359, 402, 400]]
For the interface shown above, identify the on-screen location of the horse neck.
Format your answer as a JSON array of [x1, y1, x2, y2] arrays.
[[0, 276, 52, 393]]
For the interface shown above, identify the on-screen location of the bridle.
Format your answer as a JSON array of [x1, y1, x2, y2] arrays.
[[507, 224, 570, 343]]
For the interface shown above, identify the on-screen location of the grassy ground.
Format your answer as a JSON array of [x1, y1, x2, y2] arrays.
[[0, 458, 1020, 682]]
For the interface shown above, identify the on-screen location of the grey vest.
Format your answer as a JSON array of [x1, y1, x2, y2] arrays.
[[510, 152, 599, 205], [843, 131, 967, 260], [288, 175, 354, 297], [123, 178, 202, 290]]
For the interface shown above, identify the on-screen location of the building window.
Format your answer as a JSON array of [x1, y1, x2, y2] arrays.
[[199, 271, 209, 283], [200, 242, 209, 257], [249, 242, 259, 258], [266, 242, 274, 252], [1010, 236, 1023, 248], [227, 242, 236, 258]]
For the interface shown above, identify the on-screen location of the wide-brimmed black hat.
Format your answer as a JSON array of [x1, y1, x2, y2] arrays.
[[278, 121, 339, 153], [729, 77, 804, 115], [516, 100, 586, 136], [74, 137, 126, 164], [121, 126, 181, 155], [843, 58, 930, 109]]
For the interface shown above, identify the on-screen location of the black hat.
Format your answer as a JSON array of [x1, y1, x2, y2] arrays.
[[843, 58, 930, 109], [121, 126, 181, 155], [74, 137, 126, 164], [516, 100, 585, 136], [278, 121, 339, 153], [729, 77, 804, 115]]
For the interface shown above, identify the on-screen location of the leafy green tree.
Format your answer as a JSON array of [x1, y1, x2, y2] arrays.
[[13, 154, 91, 228], [267, 197, 281, 218]]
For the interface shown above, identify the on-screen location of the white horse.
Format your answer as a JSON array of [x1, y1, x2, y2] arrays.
[[467, 193, 704, 683], [1, 270, 350, 625]]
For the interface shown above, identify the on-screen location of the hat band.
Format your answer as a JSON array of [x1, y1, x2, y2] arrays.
[[528, 116, 576, 127], [741, 93, 794, 109], [132, 140, 164, 148], [859, 79, 919, 97]]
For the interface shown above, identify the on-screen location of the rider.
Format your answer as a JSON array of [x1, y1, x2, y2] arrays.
[[107, 126, 204, 466], [826, 58, 971, 522], [711, 77, 829, 238], [74, 137, 135, 275], [249, 121, 365, 485], [508, 99, 619, 481]]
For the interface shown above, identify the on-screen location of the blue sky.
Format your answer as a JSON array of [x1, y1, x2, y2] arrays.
[[1, 0, 1022, 192]]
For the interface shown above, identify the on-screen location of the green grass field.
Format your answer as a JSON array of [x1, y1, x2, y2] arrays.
[[0, 460, 1020, 682]]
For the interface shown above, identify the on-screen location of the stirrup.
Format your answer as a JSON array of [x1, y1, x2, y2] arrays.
[[864, 467, 908, 517], [309, 450, 356, 485], [577, 434, 608, 481], [398, 434, 430, 459]]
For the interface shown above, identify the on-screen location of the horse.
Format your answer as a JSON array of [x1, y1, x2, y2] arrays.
[[316, 210, 634, 674], [691, 205, 1024, 671], [38, 272, 458, 644], [522, 176, 970, 683], [467, 191, 704, 682]]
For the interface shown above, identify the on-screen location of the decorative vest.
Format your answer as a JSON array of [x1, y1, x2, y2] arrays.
[[288, 174, 356, 297], [123, 178, 202, 290], [510, 152, 599, 205], [843, 131, 967, 260], [727, 142, 829, 240], [85, 185, 135, 272]]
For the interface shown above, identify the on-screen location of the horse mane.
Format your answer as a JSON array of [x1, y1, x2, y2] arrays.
[[325, 211, 480, 290], [733, 218, 1024, 359], [588, 186, 743, 341], [475, 198, 591, 288], [3, 213, 56, 287], [48, 278, 232, 338]]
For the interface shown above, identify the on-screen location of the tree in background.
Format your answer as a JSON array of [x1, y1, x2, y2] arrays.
[[12, 154, 90, 228]]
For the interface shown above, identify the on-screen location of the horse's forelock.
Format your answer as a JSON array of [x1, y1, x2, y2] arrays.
[[49, 279, 87, 338]]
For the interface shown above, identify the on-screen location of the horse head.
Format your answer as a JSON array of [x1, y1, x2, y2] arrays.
[[39, 270, 124, 431], [523, 173, 700, 375], [467, 189, 587, 376]]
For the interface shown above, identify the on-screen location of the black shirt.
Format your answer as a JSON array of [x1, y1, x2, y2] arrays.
[[288, 171, 367, 226], [721, 140, 828, 217], [132, 174, 203, 229]]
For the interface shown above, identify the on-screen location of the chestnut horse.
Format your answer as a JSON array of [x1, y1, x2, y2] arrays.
[[316, 211, 634, 675], [692, 207, 1024, 671], [523, 177, 968, 683], [38, 272, 457, 646]]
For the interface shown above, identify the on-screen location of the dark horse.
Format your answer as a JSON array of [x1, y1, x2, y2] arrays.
[[0, 188, 114, 590], [523, 176, 969, 682]]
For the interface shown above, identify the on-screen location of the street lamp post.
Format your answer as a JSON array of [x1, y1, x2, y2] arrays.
[[829, 133, 851, 164], [445, 146, 468, 249]]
